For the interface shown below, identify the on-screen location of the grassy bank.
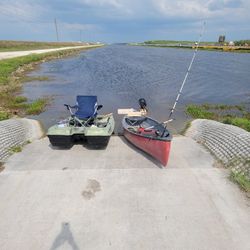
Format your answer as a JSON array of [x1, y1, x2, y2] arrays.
[[186, 103, 250, 193], [143, 40, 215, 45], [230, 172, 250, 193], [0, 40, 89, 52], [132, 40, 250, 53], [186, 104, 250, 132], [0, 47, 99, 120], [142, 44, 250, 53]]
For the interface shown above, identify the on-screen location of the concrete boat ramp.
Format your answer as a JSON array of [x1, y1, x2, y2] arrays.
[[0, 136, 250, 250]]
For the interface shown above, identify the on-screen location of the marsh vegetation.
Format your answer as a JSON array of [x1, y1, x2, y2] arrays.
[[0, 48, 92, 120], [186, 104, 250, 132]]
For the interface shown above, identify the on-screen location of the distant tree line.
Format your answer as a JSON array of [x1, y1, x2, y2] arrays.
[[143, 40, 214, 45], [234, 40, 250, 46], [144, 40, 191, 45]]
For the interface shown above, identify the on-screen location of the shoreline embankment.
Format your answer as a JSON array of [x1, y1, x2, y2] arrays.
[[0, 44, 103, 60], [131, 43, 250, 53], [186, 119, 250, 191], [0, 44, 104, 121], [0, 118, 44, 161]]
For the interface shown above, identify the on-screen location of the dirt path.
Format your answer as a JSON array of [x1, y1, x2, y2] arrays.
[[0, 136, 249, 249], [0, 44, 103, 60]]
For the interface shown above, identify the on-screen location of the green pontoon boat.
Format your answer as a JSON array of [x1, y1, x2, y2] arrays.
[[47, 96, 115, 148]]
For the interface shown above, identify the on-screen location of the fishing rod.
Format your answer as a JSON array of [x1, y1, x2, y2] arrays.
[[161, 21, 206, 136]]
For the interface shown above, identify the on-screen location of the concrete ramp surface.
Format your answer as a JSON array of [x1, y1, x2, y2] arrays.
[[0, 136, 249, 250]]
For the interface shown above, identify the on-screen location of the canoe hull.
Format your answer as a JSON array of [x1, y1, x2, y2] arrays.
[[124, 128, 171, 166]]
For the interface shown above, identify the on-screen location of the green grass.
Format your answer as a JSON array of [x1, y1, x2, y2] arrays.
[[144, 40, 193, 45], [8, 140, 33, 155], [25, 98, 49, 115], [7, 96, 28, 109], [230, 172, 250, 193], [0, 54, 45, 85], [0, 47, 95, 119], [137, 40, 250, 53], [186, 104, 250, 132], [0, 40, 85, 52], [9, 145, 22, 153], [223, 117, 250, 131], [143, 40, 215, 45], [13, 96, 28, 103], [0, 111, 10, 121], [21, 76, 51, 82], [186, 105, 216, 119], [3, 95, 48, 115], [180, 121, 191, 135], [201, 103, 245, 111]]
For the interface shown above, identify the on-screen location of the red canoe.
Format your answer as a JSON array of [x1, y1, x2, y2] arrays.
[[122, 116, 172, 166]]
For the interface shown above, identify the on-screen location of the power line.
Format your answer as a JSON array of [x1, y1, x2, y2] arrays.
[[54, 18, 59, 42]]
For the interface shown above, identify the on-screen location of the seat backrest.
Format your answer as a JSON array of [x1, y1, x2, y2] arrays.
[[75, 95, 98, 119]]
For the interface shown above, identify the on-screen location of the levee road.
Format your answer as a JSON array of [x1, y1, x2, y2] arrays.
[[0, 44, 103, 60]]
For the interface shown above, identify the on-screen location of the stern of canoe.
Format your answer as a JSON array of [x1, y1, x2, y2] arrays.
[[124, 129, 171, 166]]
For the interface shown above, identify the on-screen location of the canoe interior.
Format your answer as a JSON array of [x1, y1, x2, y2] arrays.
[[122, 116, 172, 141]]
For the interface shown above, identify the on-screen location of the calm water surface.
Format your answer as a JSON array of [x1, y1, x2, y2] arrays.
[[23, 45, 250, 133]]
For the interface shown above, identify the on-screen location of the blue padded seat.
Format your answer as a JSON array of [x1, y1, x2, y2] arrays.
[[75, 95, 98, 119]]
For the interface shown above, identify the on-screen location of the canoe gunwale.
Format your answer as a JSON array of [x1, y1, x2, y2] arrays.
[[122, 116, 172, 142]]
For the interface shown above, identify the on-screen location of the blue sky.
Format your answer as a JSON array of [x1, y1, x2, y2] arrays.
[[0, 0, 249, 43]]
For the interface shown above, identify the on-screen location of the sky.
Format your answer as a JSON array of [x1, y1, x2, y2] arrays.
[[0, 0, 249, 43]]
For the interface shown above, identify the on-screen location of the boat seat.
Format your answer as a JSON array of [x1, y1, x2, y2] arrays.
[[127, 127, 139, 132], [125, 117, 146, 126], [75, 95, 98, 119]]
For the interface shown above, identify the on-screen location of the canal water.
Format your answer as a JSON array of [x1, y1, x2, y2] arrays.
[[23, 45, 250, 134]]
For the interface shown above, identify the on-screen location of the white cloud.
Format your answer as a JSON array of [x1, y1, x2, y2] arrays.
[[78, 0, 142, 16], [1, 0, 249, 22], [0, 0, 249, 41], [61, 22, 99, 31], [0, 1, 44, 22], [79, 0, 123, 8], [152, 0, 247, 19], [76, 0, 249, 22], [153, 0, 208, 18]]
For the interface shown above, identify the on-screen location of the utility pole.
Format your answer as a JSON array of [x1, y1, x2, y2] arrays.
[[54, 18, 59, 42], [80, 30, 82, 42]]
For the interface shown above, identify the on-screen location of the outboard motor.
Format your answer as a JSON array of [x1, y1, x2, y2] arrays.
[[138, 98, 148, 113]]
